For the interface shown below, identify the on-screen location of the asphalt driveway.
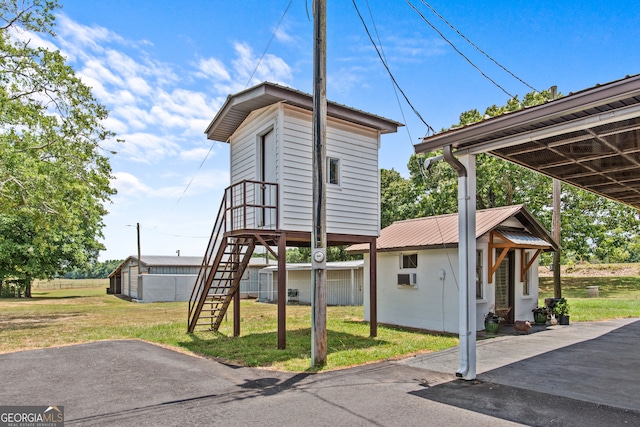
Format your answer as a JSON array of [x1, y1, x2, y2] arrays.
[[1, 318, 638, 426]]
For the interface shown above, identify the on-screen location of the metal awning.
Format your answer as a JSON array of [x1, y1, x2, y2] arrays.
[[415, 74, 640, 210]]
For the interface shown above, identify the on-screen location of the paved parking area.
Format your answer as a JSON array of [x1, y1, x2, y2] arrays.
[[1, 319, 638, 426]]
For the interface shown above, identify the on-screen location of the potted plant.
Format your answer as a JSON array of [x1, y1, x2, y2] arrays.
[[532, 306, 549, 325], [554, 298, 570, 325], [484, 312, 504, 334]]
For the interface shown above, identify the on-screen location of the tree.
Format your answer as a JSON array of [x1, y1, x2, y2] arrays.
[[0, 0, 116, 296], [381, 88, 640, 264]]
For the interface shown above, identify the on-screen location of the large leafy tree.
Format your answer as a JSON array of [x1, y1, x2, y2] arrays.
[[0, 0, 116, 296], [381, 89, 640, 263]]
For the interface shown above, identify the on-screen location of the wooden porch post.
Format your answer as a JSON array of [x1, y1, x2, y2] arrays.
[[370, 238, 377, 338], [278, 232, 287, 349]]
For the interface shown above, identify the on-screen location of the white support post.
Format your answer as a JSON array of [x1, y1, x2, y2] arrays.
[[459, 153, 476, 380]]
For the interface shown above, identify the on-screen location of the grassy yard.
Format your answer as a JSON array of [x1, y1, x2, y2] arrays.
[[0, 287, 457, 372], [539, 276, 640, 321], [3, 275, 639, 372]]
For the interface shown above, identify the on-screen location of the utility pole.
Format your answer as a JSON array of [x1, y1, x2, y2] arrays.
[[311, 0, 327, 367], [136, 222, 143, 273]]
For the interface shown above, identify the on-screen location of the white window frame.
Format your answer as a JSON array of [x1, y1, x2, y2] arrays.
[[400, 253, 418, 269], [327, 157, 341, 186]]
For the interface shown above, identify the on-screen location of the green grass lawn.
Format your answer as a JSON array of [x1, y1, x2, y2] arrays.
[[539, 276, 640, 321], [0, 286, 457, 372], [2, 275, 639, 372]]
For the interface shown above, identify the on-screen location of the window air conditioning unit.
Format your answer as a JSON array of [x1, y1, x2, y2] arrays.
[[287, 288, 299, 300], [397, 273, 417, 286]]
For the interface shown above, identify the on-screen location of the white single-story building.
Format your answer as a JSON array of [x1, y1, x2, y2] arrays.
[[259, 260, 364, 306], [109, 255, 202, 302], [109, 255, 279, 303], [239, 257, 278, 298], [347, 205, 558, 333]]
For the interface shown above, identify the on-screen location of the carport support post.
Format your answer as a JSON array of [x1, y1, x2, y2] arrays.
[[444, 147, 476, 380]]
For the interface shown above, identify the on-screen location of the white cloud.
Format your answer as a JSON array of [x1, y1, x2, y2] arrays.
[[49, 14, 291, 165], [195, 57, 231, 81], [112, 172, 152, 196], [231, 42, 292, 89], [180, 146, 214, 161], [108, 132, 180, 163]]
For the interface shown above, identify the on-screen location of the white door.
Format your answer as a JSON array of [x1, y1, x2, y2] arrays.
[[258, 130, 276, 228]]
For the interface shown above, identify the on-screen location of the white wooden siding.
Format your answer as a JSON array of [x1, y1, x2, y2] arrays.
[[228, 102, 381, 236], [229, 104, 280, 228], [280, 105, 380, 235]]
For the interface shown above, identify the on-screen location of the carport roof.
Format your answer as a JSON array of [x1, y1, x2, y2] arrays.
[[415, 74, 640, 210]]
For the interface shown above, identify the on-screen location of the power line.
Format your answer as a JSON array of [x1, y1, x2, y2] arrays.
[[352, 0, 435, 134], [405, 0, 515, 99], [364, 0, 416, 147], [419, 0, 539, 93], [159, 0, 295, 222], [245, 0, 295, 88]]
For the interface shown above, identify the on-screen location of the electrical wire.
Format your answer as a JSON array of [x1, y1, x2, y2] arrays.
[[244, 0, 295, 89], [352, 0, 435, 135], [364, 0, 416, 145], [419, 0, 539, 94], [405, 0, 515, 99], [156, 0, 295, 225]]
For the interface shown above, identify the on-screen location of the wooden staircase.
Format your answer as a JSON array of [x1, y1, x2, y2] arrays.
[[187, 202, 256, 332], [188, 180, 278, 333]]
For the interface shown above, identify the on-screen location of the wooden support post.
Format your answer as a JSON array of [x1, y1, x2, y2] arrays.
[[370, 238, 377, 338], [311, 0, 327, 367], [277, 233, 287, 349], [233, 287, 240, 337]]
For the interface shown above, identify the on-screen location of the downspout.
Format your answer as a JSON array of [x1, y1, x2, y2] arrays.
[[443, 145, 476, 380]]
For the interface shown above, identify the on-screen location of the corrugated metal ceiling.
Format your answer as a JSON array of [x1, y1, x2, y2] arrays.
[[416, 74, 640, 210]]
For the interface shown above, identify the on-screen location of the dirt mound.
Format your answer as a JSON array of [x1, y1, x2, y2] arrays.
[[538, 263, 640, 277]]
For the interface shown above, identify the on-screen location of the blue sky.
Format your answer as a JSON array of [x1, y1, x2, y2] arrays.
[[35, 0, 640, 260]]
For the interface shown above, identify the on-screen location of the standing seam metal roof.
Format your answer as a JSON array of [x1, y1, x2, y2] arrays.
[[347, 205, 556, 252]]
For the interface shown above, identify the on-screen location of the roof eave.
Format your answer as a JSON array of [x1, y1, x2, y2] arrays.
[[205, 82, 403, 142], [415, 74, 640, 154]]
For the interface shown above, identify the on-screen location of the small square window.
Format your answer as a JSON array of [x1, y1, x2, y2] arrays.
[[401, 254, 418, 269], [327, 157, 340, 185]]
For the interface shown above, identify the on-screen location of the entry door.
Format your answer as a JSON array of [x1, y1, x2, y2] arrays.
[[494, 250, 515, 323], [258, 130, 276, 228]]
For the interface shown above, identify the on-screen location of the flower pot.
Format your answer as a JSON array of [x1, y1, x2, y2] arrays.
[[558, 315, 570, 325], [533, 312, 547, 325], [484, 318, 501, 334]]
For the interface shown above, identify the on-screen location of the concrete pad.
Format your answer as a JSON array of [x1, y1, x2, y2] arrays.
[[400, 318, 640, 411], [1, 320, 639, 426]]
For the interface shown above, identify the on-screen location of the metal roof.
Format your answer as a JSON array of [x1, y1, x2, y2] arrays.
[[495, 230, 551, 248], [415, 74, 640, 210], [205, 81, 403, 142], [108, 255, 204, 277], [263, 260, 364, 271], [347, 205, 557, 253], [138, 255, 203, 266]]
